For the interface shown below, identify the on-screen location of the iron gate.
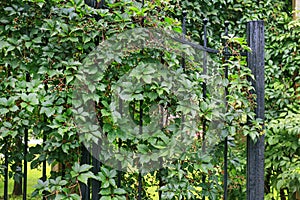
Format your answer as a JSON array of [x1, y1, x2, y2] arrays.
[[1, 1, 264, 200]]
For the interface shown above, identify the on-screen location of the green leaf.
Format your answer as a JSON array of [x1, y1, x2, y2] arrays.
[[72, 162, 81, 173], [102, 180, 110, 189], [276, 179, 284, 190], [100, 195, 112, 200], [40, 107, 56, 117], [100, 188, 111, 196], [0, 108, 9, 115], [79, 164, 93, 173], [0, 98, 7, 105], [78, 171, 95, 185], [137, 144, 149, 154], [113, 188, 126, 195], [59, 180, 68, 186], [69, 194, 81, 200], [3, 122, 12, 128], [96, 172, 107, 182], [109, 179, 116, 187], [10, 105, 19, 112], [66, 75, 74, 84], [142, 75, 152, 84]]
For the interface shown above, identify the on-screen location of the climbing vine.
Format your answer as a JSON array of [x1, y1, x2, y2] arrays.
[[0, 0, 298, 199]]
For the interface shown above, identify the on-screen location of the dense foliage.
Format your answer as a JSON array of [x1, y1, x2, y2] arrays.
[[264, 13, 300, 199], [170, 0, 300, 199], [0, 0, 299, 199]]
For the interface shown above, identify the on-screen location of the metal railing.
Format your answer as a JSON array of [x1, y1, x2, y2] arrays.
[[1, 1, 265, 199]]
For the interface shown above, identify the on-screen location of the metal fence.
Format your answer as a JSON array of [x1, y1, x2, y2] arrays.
[[1, 1, 265, 200]]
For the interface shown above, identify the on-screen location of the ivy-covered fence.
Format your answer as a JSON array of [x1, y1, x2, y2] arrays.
[[0, 0, 265, 199]]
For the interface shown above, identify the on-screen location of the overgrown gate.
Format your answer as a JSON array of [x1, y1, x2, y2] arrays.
[[1, 1, 264, 199]]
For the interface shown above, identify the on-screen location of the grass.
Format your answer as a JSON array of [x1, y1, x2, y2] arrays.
[[0, 165, 161, 200], [0, 162, 51, 200]]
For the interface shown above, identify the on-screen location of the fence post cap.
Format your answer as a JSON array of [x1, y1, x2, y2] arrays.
[[247, 20, 265, 24], [224, 21, 230, 27]]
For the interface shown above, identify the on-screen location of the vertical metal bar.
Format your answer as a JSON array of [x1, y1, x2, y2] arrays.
[[180, 10, 187, 136], [117, 99, 123, 187], [181, 11, 187, 70], [203, 18, 208, 48], [117, 139, 122, 187], [137, 2, 145, 199], [43, 8, 50, 187], [92, 103, 102, 200], [42, 77, 48, 200], [4, 68, 11, 200], [41, 0, 51, 187], [246, 20, 265, 200], [23, 72, 30, 200], [4, 145, 8, 200], [92, 143, 100, 200], [80, 145, 90, 200], [61, 163, 65, 177], [158, 171, 163, 200], [42, 133, 47, 200], [23, 130, 28, 200], [202, 18, 208, 151], [182, 11, 187, 37], [223, 21, 230, 200], [201, 18, 208, 200], [138, 100, 143, 200], [42, 143, 47, 178], [138, 172, 143, 200], [157, 54, 165, 200], [94, 102, 103, 200], [141, 0, 145, 27]]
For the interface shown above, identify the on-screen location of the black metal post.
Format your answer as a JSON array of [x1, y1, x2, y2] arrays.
[[117, 99, 123, 188], [246, 20, 265, 200], [84, 0, 105, 8], [80, 145, 91, 200], [138, 172, 143, 200], [138, 100, 143, 200], [42, 144, 47, 181], [157, 52, 166, 200], [181, 11, 187, 70], [137, 2, 145, 199], [23, 72, 30, 200], [3, 68, 11, 200], [4, 145, 8, 200], [201, 18, 208, 200], [42, 77, 48, 200], [23, 129, 28, 200], [92, 143, 100, 200], [202, 18, 208, 152], [117, 140, 122, 187], [42, 133, 47, 200], [223, 21, 230, 200]]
